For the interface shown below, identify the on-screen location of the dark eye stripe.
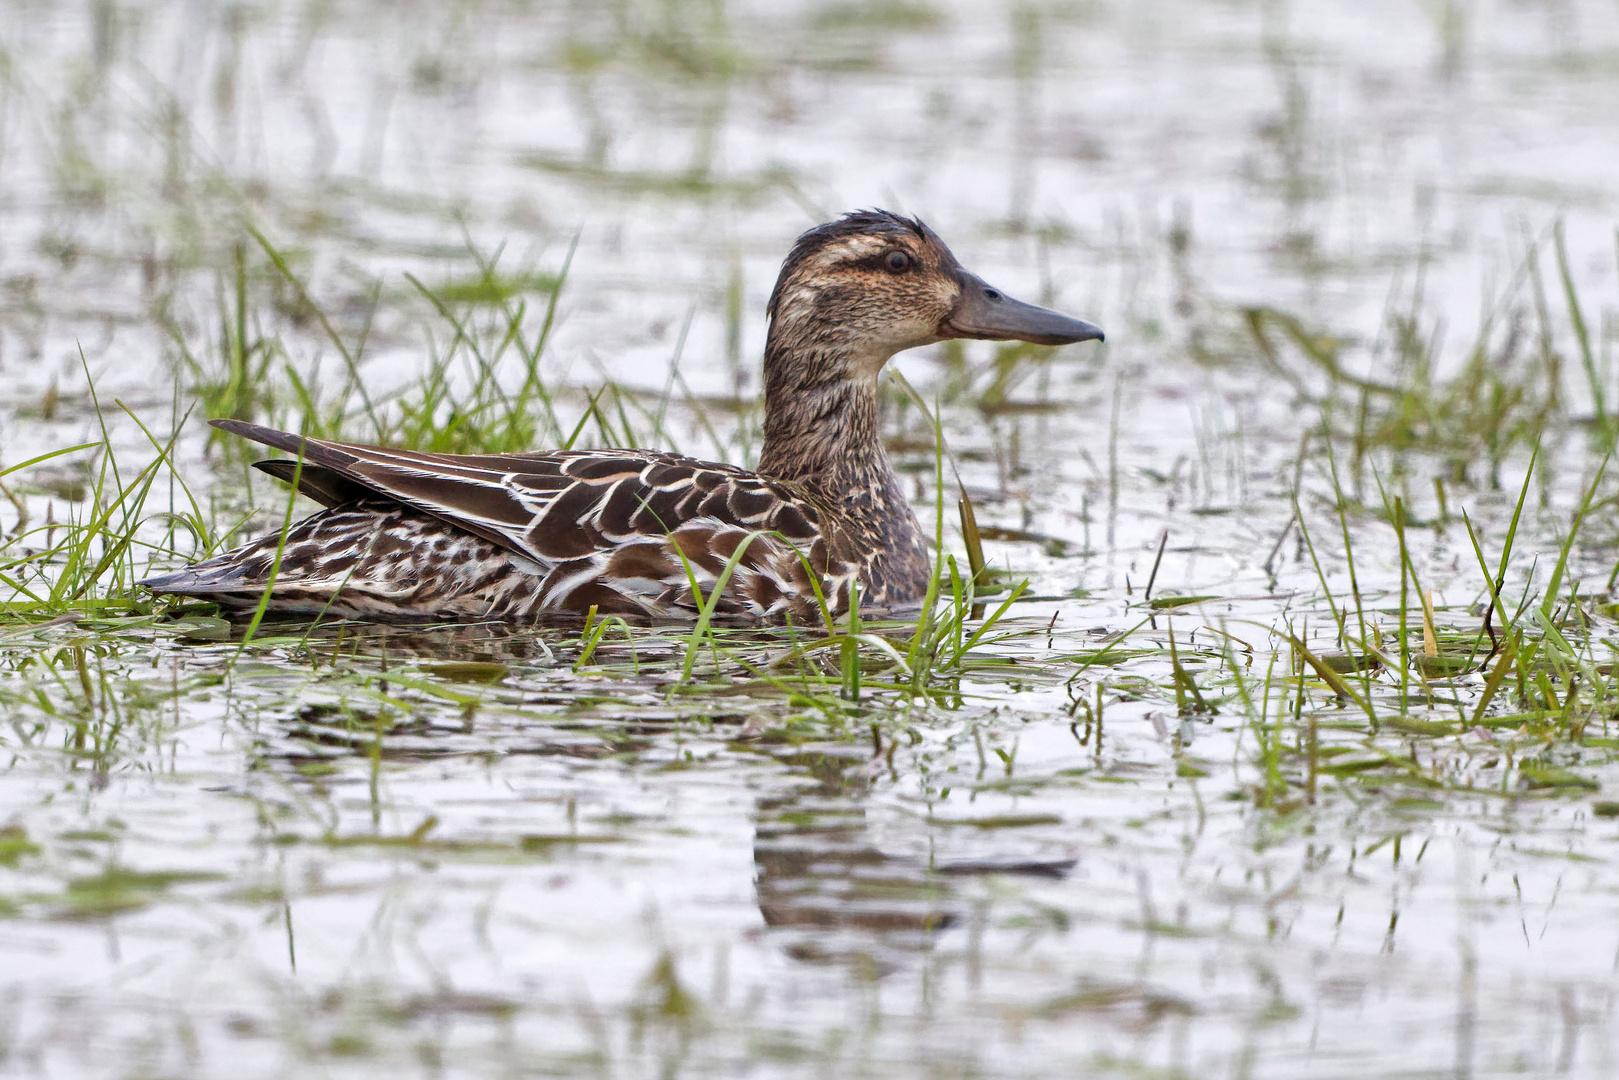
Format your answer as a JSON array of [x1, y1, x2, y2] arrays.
[[848, 249, 917, 274]]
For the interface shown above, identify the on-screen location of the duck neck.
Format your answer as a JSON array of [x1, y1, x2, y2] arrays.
[[757, 339, 899, 511]]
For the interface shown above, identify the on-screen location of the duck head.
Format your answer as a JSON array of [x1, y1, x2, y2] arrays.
[[758, 209, 1104, 491], [764, 209, 1104, 387]]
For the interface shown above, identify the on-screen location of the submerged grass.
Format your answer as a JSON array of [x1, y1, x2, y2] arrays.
[[3, 182, 1619, 1080], [6, 2, 1619, 1073], [3, 257, 1619, 854], [3, 216, 1619, 817]]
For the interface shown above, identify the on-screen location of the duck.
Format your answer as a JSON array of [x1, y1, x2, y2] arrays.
[[139, 210, 1104, 621]]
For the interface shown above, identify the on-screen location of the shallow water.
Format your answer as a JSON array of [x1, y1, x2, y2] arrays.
[[3, 1, 1619, 1077]]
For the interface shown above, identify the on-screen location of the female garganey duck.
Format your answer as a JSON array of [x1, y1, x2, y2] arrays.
[[141, 211, 1103, 620]]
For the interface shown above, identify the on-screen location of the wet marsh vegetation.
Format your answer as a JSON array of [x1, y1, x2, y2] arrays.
[[5, 0, 1619, 1076]]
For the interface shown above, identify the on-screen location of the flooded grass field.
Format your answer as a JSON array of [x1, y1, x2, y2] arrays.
[[5, 0, 1619, 1075]]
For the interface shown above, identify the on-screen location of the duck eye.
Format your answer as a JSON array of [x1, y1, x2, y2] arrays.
[[884, 250, 912, 273]]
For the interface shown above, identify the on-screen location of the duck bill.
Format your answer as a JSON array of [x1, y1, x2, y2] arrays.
[[941, 271, 1105, 346]]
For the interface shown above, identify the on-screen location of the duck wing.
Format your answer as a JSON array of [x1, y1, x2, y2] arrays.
[[209, 420, 847, 615]]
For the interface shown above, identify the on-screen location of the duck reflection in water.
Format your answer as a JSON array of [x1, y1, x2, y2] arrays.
[[753, 745, 1076, 974]]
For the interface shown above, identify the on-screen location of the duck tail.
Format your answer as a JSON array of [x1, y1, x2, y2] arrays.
[[137, 560, 255, 598]]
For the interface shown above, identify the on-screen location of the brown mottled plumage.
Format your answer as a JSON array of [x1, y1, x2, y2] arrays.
[[139, 211, 1103, 621]]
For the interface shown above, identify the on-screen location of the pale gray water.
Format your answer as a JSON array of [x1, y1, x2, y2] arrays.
[[2, 1, 1619, 1077]]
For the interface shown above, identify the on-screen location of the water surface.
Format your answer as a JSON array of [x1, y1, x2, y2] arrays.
[[3, 1, 1619, 1076]]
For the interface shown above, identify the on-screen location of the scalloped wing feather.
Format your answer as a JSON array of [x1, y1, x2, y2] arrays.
[[140, 505, 857, 620], [161, 421, 863, 619]]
